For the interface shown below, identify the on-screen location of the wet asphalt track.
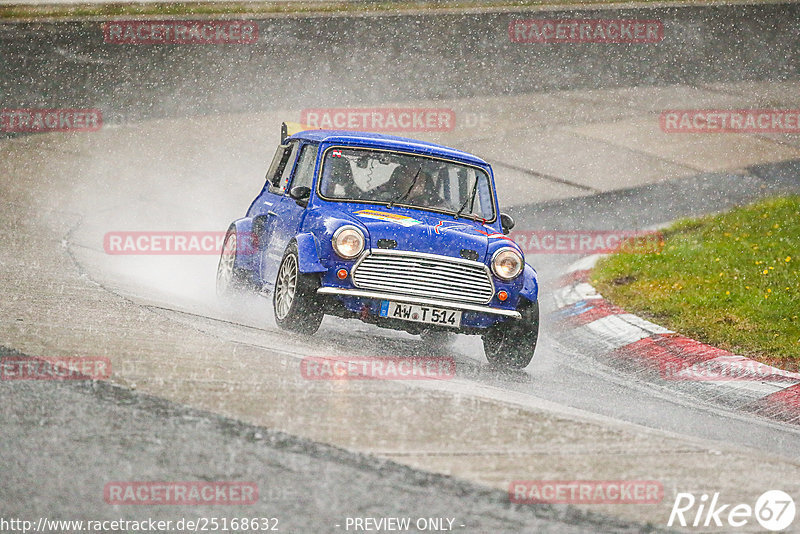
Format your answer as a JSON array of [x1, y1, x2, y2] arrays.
[[0, 348, 645, 533]]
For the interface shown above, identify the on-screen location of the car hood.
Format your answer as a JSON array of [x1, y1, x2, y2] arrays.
[[335, 204, 511, 262]]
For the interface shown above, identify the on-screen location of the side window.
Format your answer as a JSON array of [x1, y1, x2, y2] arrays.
[[265, 141, 299, 193], [277, 141, 300, 193], [289, 144, 319, 192]]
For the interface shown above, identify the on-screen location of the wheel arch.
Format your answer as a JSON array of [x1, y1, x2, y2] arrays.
[[229, 218, 258, 273], [294, 232, 326, 273], [518, 263, 539, 304]]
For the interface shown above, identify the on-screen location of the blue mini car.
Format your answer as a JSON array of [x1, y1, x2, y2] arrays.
[[217, 124, 539, 368]]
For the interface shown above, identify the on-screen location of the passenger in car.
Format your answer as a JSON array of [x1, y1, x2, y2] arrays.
[[321, 156, 359, 198]]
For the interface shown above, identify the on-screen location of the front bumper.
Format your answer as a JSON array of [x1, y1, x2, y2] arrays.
[[316, 287, 522, 319]]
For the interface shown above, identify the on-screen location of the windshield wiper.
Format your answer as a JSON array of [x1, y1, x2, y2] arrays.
[[388, 166, 421, 208], [455, 176, 479, 219]]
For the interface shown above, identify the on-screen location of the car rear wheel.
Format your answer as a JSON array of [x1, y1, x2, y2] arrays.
[[482, 299, 538, 369], [216, 227, 253, 299], [273, 242, 323, 334]]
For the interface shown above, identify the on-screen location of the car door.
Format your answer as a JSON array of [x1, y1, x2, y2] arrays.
[[261, 142, 319, 283], [248, 140, 300, 284]]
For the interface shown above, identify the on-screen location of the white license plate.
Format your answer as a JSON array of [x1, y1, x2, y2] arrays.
[[379, 301, 462, 328]]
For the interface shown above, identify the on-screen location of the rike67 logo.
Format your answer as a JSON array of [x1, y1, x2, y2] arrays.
[[669, 490, 795, 531]]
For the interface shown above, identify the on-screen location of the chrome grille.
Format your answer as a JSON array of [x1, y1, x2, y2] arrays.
[[351, 250, 494, 304]]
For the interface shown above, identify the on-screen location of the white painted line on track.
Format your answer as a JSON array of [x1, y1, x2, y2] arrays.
[[553, 282, 602, 308], [618, 313, 673, 335], [583, 314, 653, 352]]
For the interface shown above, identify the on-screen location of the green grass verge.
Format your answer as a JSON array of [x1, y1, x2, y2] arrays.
[[592, 195, 800, 366], [0, 0, 776, 21]]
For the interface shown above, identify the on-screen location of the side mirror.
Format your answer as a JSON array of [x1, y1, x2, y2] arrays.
[[500, 213, 515, 235], [289, 186, 311, 207]]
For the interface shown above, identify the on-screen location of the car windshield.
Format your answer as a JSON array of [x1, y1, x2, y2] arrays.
[[318, 147, 495, 220]]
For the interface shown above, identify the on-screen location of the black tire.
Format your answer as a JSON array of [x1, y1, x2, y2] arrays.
[[482, 299, 539, 369], [216, 226, 254, 300], [273, 242, 323, 334]]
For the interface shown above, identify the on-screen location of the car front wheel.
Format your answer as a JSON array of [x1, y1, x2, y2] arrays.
[[273, 242, 324, 334], [482, 299, 539, 369]]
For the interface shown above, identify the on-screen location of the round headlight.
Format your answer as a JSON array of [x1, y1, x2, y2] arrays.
[[332, 226, 365, 259], [491, 248, 523, 281]]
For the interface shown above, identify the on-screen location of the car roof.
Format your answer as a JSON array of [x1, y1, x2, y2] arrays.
[[288, 130, 490, 167]]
